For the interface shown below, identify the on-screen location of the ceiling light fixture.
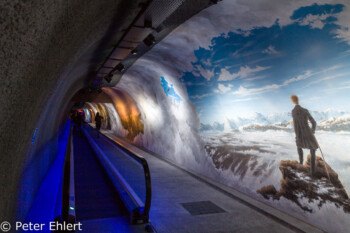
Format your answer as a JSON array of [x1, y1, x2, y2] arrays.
[[143, 34, 156, 47], [104, 73, 113, 83], [115, 63, 125, 72]]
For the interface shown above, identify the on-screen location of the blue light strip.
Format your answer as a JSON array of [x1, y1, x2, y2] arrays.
[[24, 120, 71, 232], [31, 128, 38, 143]]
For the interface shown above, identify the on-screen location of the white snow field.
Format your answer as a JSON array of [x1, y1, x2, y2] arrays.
[[201, 130, 350, 233]]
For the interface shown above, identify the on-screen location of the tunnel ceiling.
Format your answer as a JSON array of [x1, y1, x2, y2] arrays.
[[92, 0, 217, 87]]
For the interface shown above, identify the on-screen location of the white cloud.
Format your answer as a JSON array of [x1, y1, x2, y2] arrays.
[[297, 13, 329, 29], [170, 0, 350, 51], [283, 70, 312, 85], [294, 6, 350, 45], [196, 65, 214, 81], [262, 45, 278, 55], [215, 83, 233, 94], [328, 84, 350, 91], [143, 0, 350, 81], [233, 84, 280, 96], [218, 65, 270, 81], [233, 65, 343, 96], [233, 70, 314, 96], [190, 93, 213, 99], [245, 75, 266, 81], [192, 71, 201, 77], [306, 73, 348, 87], [231, 97, 256, 103], [217, 69, 235, 81]]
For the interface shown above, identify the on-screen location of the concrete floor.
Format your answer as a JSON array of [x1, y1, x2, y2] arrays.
[[100, 130, 324, 233]]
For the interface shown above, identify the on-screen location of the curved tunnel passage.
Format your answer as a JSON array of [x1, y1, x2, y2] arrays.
[[83, 102, 111, 129], [78, 87, 145, 140], [2, 1, 350, 232], [76, 1, 350, 232]]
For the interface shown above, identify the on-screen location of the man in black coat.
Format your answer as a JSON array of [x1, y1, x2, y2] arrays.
[[290, 95, 318, 176]]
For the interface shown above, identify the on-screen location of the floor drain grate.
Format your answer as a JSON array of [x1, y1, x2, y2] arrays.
[[180, 201, 225, 216]]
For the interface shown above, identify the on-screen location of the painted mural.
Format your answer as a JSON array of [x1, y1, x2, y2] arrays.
[[107, 1, 350, 232]]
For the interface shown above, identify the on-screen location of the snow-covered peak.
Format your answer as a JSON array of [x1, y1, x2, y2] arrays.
[[200, 110, 350, 132]]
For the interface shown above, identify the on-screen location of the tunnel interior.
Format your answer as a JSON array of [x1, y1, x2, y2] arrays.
[[2, 1, 350, 232]]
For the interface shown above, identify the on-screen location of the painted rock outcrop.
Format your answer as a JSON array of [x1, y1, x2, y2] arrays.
[[257, 155, 350, 213]]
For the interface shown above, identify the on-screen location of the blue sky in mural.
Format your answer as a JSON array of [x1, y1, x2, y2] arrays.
[[161, 76, 181, 103], [179, 3, 350, 123]]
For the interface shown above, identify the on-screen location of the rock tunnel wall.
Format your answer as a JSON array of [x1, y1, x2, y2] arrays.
[[105, 1, 350, 232], [0, 0, 148, 222]]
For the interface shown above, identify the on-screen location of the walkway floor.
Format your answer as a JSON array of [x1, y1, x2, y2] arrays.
[[73, 131, 128, 221], [100, 130, 324, 233]]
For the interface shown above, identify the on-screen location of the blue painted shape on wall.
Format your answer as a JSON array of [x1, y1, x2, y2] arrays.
[[161, 76, 181, 103]]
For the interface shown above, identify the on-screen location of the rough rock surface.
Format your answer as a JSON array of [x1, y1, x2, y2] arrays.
[[257, 155, 350, 213], [0, 0, 148, 222], [205, 142, 274, 180]]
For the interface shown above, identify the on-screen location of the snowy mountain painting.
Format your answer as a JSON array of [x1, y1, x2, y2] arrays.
[[200, 110, 350, 132], [173, 1, 350, 231], [200, 112, 350, 233], [111, 1, 350, 232]]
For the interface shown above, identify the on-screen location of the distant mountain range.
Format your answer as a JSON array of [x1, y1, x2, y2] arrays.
[[200, 109, 350, 132]]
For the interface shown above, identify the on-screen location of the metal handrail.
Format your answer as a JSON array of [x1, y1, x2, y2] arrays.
[[85, 124, 152, 224], [103, 134, 152, 222]]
